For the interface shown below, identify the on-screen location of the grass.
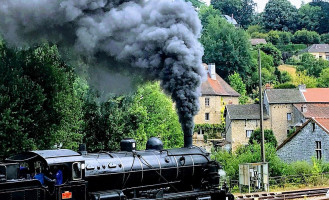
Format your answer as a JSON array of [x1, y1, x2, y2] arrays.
[[278, 64, 297, 76]]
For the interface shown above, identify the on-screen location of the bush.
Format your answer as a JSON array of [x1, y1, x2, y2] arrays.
[[276, 44, 307, 54], [292, 29, 321, 45], [321, 34, 329, 44], [249, 129, 278, 147], [274, 82, 296, 89]]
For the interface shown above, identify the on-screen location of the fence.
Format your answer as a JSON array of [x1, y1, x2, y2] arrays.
[[226, 173, 329, 193]]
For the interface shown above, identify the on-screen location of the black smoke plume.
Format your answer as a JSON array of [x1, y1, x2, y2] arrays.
[[0, 0, 205, 147]]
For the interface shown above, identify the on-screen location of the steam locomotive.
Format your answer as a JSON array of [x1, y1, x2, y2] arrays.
[[0, 137, 233, 200]]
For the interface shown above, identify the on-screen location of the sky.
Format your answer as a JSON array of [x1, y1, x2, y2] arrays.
[[203, 0, 312, 12]]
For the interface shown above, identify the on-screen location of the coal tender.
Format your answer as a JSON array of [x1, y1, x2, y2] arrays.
[[0, 137, 233, 200]]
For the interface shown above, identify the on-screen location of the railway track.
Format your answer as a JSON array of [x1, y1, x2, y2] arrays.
[[236, 187, 329, 200]]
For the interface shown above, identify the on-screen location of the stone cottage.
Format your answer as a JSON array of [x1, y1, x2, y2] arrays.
[[277, 118, 329, 163], [193, 63, 240, 147], [225, 104, 271, 152]]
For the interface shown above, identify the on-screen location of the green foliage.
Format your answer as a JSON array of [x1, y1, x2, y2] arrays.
[[266, 30, 292, 45], [293, 71, 318, 88], [212, 143, 286, 179], [247, 25, 264, 36], [276, 44, 307, 54], [263, 0, 298, 31], [194, 124, 225, 139], [185, 0, 204, 7], [201, 15, 252, 79], [211, 0, 256, 28], [292, 29, 321, 45], [321, 34, 329, 44], [318, 68, 329, 87], [258, 43, 283, 66], [297, 53, 329, 77], [250, 32, 268, 39], [248, 129, 278, 147], [0, 43, 84, 158], [83, 82, 183, 152], [228, 72, 248, 104], [310, 1, 329, 34], [198, 5, 221, 28], [298, 4, 322, 32], [274, 82, 296, 89], [280, 71, 292, 83]]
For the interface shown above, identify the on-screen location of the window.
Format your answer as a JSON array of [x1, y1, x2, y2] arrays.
[[312, 123, 316, 132], [287, 113, 292, 121], [205, 113, 209, 121], [316, 141, 322, 160], [72, 162, 82, 180], [246, 130, 253, 138], [198, 129, 205, 135], [205, 98, 210, 107], [319, 55, 323, 59], [326, 56, 329, 61]]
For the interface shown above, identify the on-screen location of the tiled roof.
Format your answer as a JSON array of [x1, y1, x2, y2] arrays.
[[201, 74, 240, 97], [315, 118, 329, 133], [226, 104, 269, 120], [250, 39, 267, 46], [222, 15, 238, 25], [302, 88, 329, 102], [265, 89, 305, 104], [294, 104, 329, 119], [302, 44, 329, 53]]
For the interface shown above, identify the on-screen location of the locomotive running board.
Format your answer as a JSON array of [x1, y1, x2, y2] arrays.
[[132, 189, 222, 200]]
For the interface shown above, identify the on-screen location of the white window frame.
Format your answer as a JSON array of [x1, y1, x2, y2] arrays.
[[205, 98, 210, 107], [246, 130, 253, 138], [287, 113, 292, 121]]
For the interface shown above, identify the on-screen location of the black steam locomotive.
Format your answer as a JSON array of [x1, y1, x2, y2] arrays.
[[0, 137, 233, 200]]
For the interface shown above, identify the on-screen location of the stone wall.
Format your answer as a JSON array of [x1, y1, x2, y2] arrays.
[[227, 118, 271, 152], [277, 121, 329, 163], [269, 104, 295, 145]]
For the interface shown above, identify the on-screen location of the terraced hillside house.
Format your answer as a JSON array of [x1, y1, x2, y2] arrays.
[[277, 118, 329, 163], [300, 44, 329, 60], [193, 63, 240, 147]]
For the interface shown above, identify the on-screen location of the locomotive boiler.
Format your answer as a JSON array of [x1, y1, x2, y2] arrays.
[[0, 137, 233, 200]]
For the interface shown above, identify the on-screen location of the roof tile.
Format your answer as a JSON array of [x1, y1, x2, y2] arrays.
[[302, 88, 329, 103], [226, 104, 269, 120], [265, 89, 305, 104]]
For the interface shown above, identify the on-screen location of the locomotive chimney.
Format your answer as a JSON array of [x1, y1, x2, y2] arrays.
[[78, 144, 87, 155]]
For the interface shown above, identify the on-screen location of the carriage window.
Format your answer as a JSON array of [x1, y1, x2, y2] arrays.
[[72, 162, 82, 180]]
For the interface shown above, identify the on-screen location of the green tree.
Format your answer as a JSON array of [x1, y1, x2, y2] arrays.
[[258, 43, 283, 66], [228, 72, 248, 104], [266, 30, 292, 45], [321, 34, 329, 44], [251, 32, 268, 39], [247, 25, 264, 36], [310, 1, 329, 34], [201, 15, 252, 79], [297, 4, 322, 32], [297, 53, 329, 77], [211, 0, 256, 28], [198, 5, 221, 28], [248, 128, 278, 147], [185, 0, 205, 7], [318, 68, 329, 87], [0, 43, 84, 158], [263, 0, 298, 31], [292, 29, 321, 45]]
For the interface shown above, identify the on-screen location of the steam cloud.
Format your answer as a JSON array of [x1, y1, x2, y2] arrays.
[[0, 0, 205, 147]]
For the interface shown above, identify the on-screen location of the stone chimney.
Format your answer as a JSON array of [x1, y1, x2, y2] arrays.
[[208, 63, 216, 80], [301, 104, 307, 113], [298, 84, 306, 92]]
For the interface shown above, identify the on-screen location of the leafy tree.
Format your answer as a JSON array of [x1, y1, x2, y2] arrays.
[[297, 53, 329, 77], [258, 43, 282, 66], [185, 0, 205, 7], [310, 1, 329, 34], [201, 15, 252, 79], [280, 71, 292, 83], [247, 25, 264, 36], [321, 34, 329, 44], [198, 5, 221, 28], [251, 32, 268, 39], [211, 0, 256, 28], [249, 128, 278, 147], [292, 29, 321, 45], [266, 30, 292, 45], [263, 0, 298, 32], [228, 72, 248, 104], [297, 4, 322, 32], [318, 68, 329, 87], [0, 43, 84, 158], [274, 82, 296, 89], [293, 71, 318, 88]]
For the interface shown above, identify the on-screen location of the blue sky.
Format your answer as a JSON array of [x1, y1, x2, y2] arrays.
[[203, 0, 312, 12]]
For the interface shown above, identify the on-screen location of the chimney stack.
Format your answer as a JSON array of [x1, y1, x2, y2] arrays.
[[298, 84, 306, 92], [208, 63, 216, 80], [301, 104, 307, 113]]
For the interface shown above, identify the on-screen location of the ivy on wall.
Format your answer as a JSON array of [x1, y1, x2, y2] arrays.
[[194, 123, 225, 140]]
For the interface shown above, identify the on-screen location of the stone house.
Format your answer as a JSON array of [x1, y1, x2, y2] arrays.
[[300, 44, 329, 60], [193, 63, 240, 147], [225, 104, 270, 152], [293, 104, 329, 127], [277, 118, 329, 163]]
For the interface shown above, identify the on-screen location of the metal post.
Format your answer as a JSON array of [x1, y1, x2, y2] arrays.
[[258, 48, 265, 163]]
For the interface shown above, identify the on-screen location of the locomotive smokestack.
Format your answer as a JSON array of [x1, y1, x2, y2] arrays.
[[0, 0, 206, 147]]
